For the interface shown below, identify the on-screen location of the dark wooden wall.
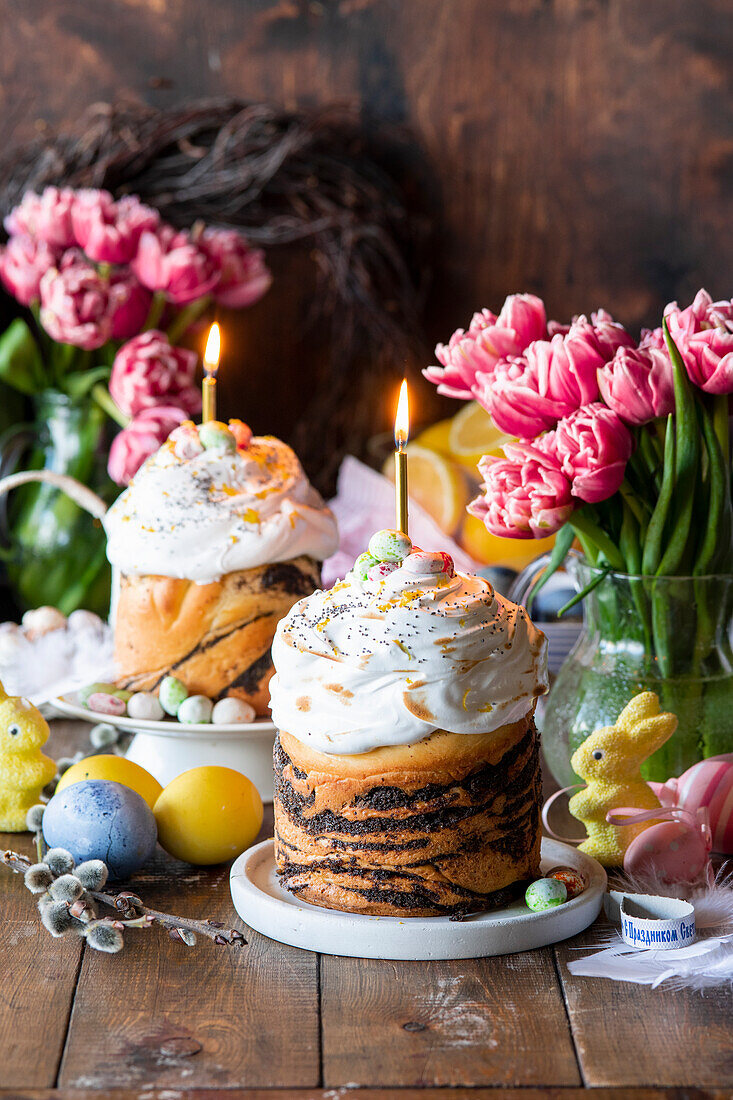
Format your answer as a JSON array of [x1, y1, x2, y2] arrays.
[[1, 0, 731, 443]]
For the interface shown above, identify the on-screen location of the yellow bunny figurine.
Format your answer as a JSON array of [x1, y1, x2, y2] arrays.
[[0, 681, 56, 831], [569, 692, 677, 866]]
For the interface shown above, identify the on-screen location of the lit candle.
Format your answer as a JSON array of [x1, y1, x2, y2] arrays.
[[202, 322, 221, 422], [394, 378, 410, 535]]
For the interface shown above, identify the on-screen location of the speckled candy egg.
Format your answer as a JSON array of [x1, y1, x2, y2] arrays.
[[127, 692, 165, 722], [402, 550, 454, 576], [367, 561, 398, 582], [87, 692, 127, 717], [43, 780, 158, 879], [353, 551, 378, 581], [56, 754, 162, 809], [211, 698, 256, 725], [177, 695, 213, 725], [546, 865, 586, 900], [198, 421, 236, 452], [368, 529, 412, 563], [229, 419, 253, 450], [154, 766, 263, 865], [159, 675, 188, 717], [525, 877, 567, 911]]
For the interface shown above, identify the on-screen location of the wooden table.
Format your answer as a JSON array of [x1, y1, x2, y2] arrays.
[[2, 721, 732, 1100]]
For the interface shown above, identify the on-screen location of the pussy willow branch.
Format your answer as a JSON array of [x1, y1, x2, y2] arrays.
[[2, 849, 245, 948]]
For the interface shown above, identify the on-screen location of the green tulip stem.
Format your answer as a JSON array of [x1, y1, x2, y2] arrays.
[[91, 385, 129, 428]]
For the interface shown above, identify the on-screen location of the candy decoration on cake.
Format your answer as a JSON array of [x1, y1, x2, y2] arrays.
[[546, 865, 586, 900], [0, 682, 57, 831], [269, 530, 549, 916], [43, 780, 157, 879], [649, 755, 733, 855], [568, 693, 678, 866]]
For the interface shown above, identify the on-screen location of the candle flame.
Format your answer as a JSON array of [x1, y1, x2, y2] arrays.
[[204, 323, 221, 376], [394, 378, 409, 449]]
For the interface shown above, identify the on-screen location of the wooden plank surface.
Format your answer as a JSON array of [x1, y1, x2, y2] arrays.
[[320, 948, 580, 1087], [0, 721, 86, 1089], [2, 1090, 732, 1100], [555, 925, 733, 1088], [57, 813, 320, 1091]]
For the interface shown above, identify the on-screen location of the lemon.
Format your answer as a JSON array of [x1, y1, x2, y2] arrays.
[[383, 444, 469, 535], [56, 755, 162, 810], [460, 513, 557, 570], [154, 766, 263, 865], [414, 417, 453, 455], [447, 401, 512, 471]]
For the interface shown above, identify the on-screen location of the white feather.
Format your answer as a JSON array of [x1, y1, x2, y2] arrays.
[[568, 868, 733, 990]]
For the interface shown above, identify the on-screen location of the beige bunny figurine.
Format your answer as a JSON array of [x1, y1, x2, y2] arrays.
[[569, 692, 677, 866], [0, 681, 57, 831]]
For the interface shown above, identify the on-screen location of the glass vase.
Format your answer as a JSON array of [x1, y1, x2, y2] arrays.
[[2, 390, 115, 617], [541, 555, 733, 786]]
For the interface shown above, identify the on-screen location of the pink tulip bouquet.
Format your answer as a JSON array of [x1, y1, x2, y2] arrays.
[[0, 185, 271, 484], [0, 185, 270, 615], [425, 290, 733, 779]]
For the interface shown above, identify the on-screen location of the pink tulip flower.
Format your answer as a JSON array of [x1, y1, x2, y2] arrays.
[[108, 272, 153, 341], [530, 328, 604, 412], [681, 329, 733, 395], [201, 228, 272, 308], [548, 403, 634, 504], [423, 293, 547, 398], [468, 442, 574, 539], [132, 226, 219, 304], [598, 346, 675, 424], [72, 190, 159, 265], [4, 186, 77, 249], [107, 405, 188, 486], [549, 310, 635, 361], [0, 234, 57, 305], [39, 253, 117, 349], [109, 331, 202, 418], [473, 355, 566, 437]]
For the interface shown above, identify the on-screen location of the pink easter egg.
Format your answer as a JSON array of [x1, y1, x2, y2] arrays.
[[624, 819, 710, 885], [438, 552, 455, 577], [662, 756, 733, 854], [367, 561, 398, 582], [403, 551, 452, 576], [169, 424, 203, 460], [87, 692, 126, 717], [229, 419, 253, 450]]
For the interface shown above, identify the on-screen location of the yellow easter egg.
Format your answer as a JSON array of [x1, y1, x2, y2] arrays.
[[56, 755, 162, 810], [154, 766, 263, 865]]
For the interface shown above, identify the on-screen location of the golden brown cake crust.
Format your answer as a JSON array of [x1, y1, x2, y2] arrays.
[[114, 556, 320, 714], [274, 714, 542, 916]]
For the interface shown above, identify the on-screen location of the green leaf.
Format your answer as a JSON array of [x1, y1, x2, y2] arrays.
[[64, 366, 112, 399], [0, 319, 45, 395], [657, 320, 701, 575], [526, 523, 574, 612], [694, 398, 732, 576], [569, 510, 625, 572], [642, 415, 675, 575]]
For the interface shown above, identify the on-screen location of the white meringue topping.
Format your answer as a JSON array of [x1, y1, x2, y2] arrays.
[[269, 557, 548, 755], [104, 432, 339, 583]]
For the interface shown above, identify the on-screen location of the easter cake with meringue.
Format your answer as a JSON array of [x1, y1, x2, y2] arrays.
[[104, 418, 338, 714], [270, 529, 548, 917]]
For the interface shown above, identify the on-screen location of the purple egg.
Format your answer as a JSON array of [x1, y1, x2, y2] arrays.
[[42, 780, 157, 879]]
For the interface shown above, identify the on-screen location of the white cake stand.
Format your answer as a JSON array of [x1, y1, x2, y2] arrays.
[[230, 837, 606, 959], [53, 694, 277, 801]]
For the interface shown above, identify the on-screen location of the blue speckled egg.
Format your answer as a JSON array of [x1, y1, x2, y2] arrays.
[[525, 877, 568, 912], [42, 780, 157, 880]]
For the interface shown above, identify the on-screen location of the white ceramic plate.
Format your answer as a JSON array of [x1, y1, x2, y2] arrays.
[[53, 692, 278, 800], [230, 837, 606, 960], [53, 691, 272, 737]]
